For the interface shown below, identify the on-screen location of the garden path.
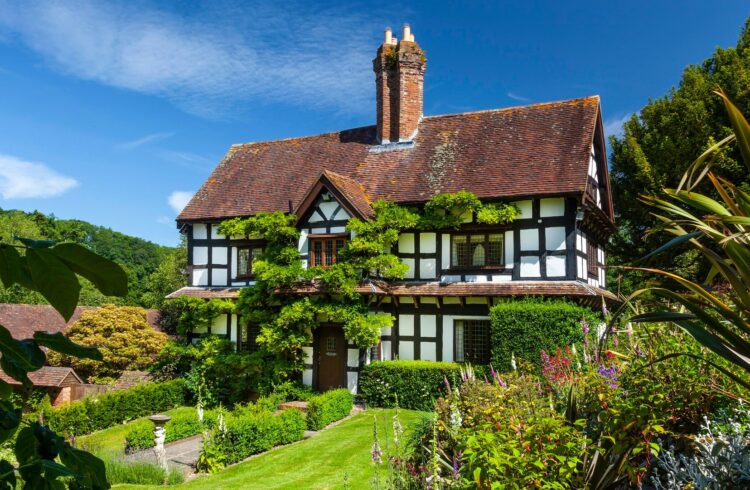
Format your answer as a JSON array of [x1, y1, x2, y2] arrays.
[[127, 434, 202, 472]]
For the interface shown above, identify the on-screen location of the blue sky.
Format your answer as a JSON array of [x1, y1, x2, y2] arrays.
[[0, 0, 747, 246]]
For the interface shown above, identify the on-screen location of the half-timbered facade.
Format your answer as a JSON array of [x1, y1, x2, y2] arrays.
[[169, 25, 616, 393]]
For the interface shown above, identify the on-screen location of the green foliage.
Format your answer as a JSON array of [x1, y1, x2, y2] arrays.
[[630, 91, 750, 386], [208, 408, 306, 467], [489, 298, 600, 371], [0, 208, 178, 307], [358, 360, 462, 411], [44, 379, 187, 436], [47, 304, 168, 382], [306, 388, 354, 430], [124, 408, 212, 452], [608, 19, 750, 291], [98, 452, 185, 485], [419, 191, 518, 229], [140, 237, 187, 309], [164, 297, 234, 337]]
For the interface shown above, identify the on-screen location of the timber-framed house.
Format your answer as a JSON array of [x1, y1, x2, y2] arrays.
[[169, 25, 616, 392]]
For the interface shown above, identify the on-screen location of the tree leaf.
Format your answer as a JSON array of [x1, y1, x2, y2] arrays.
[[50, 243, 128, 297], [0, 324, 45, 385], [0, 244, 33, 289], [640, 231, 701, 262], [26, 248, 81, 321], [14, 237, 56, 249], [0, 460, 16, 490], [58, 445, 110, 490], [33, 332, 102, 362], [14, 426, 38, 465]]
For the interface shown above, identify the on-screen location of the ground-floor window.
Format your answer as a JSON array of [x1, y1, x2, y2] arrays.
[[239, 323, 260, 352], [454, 319, 491, 364]]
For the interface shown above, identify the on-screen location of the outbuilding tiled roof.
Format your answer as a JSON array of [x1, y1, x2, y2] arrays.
[[178, 97, 601, 222], [0, 366, 82, 388], [0, 304, 163, 340]]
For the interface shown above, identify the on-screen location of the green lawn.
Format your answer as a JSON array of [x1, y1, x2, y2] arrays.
[[115, 408, 427, 490], [78, 406, 196, 454]]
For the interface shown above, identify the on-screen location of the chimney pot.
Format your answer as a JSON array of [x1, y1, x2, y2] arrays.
[[402, 24, 411, 42], [384, 27, 392, 45]]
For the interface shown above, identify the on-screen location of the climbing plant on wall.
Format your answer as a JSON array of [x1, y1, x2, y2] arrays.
[[214, 191, 518, 379]]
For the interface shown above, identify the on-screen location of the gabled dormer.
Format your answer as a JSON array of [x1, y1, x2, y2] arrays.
[[295, 170, 373, 268]]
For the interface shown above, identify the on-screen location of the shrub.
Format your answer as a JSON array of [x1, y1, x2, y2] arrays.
[[489, 298, 600, 371], [306, 389, 354, 430], [46, 304, 168, 382], [45, 379, 187, 436], [124, 408, 212, 452], [359, 360, 462, 411], [210, 409, 306, 466]]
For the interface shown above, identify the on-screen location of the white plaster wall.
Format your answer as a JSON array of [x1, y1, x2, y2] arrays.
[[212, 247, 228, 265], [505, 230, 514, 268], [193, 247, 208, 265], [347, 348, 360, 368], [491, 275, 512, 282], [381, 340, 392, 360], [212, 268, 227, 286], [193, 224, 208, 239], [403, 258, 415, 279], [230, 315, 238, 343], [420, 233, 437, 253], [333, 207, 351, 220], [545, 227, 566, 251], [303, 369, 313, 386], [298, 231, 308, 254], [192, 269, 208, 286], [546, 256, 566, 277], [210, 225, 223, 239], [310, 227, 326, 234], [398, 233, 415, 253], [466, 297, 488, 304], [347, 372, 358, 394], [520, 256, 541, 277], [420, 259, 437, 279], [231, 247, 238, 277], [330, 226, 346, 233], [441, 275, 462, 283], [421, 342, 437, 361], [302, 346, 313, 364], [318, 200, 339, 220], [399, 341, 414, 360], [421, 315, 436, 337], [441, 234, 450, 270], [307, 210, 324, 223], [520, 229, 539, 251], [540, 198, 566, 217], [399, 314, 415, 336], [464, 275, 488, 283], [212, 315, 228, 335], [514, 200, 533, 219]]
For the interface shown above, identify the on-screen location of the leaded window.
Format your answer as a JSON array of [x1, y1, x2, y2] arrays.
[[309, 237, 346, 268], [237, 246, 263, 278], [454, 320, 491, 364], [451, 233, 504, 269]]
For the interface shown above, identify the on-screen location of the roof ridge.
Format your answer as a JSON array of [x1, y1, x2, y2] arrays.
[[228, 125, 375, 150], [422, 95, 600, 120]]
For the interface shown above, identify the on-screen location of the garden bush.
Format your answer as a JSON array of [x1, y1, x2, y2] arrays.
[[306, 389, 354, 430], [211, 409, 306, 466], [358, 360, 462, 411], [124, 408, 215, 452], [489, 298, 600, 371], [45, 379, 188, 436]]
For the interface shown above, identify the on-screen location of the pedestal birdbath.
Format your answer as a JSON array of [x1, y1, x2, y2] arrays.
[[148, 414, 172, 471]]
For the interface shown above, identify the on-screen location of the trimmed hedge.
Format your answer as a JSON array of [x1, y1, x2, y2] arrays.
[[124, 408, 217, 452], [45, 379, 188, 436], [306, 389, 354, 430], [213, 409, 306, 465], [359, 360, 462, 411], [490, 298, 601, 371]]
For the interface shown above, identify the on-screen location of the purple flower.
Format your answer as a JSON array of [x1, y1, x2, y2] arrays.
[[490, 364, 496, 379], [453, 451, 463, 479], [602, 298, 609, 317], [444, 376, 451, 392], [484, 374, 489, 384], [582, 318, 590, 335], [497, 377, 507, 388], [597, 365, 618, 389]]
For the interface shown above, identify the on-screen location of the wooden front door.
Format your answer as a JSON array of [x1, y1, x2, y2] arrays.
[[315, 325, 346, 391]]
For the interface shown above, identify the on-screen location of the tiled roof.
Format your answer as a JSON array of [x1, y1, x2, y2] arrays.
[[0, 304, 163, 340], [0, 366, 82, 388], [178, 97, 601, 222], [167, 280, 618, 302], [321, 170, 374, 218]]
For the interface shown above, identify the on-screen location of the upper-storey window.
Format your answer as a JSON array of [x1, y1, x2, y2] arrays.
[[237, 245, 263, 278], [451, 233, 504, 269], [587, 240, 599, 277], [309, 236, 347, 268]]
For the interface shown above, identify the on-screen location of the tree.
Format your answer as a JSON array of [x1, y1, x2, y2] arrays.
[[140, 236, 187, 309], [608, 17, 750, 292], [48, 305, 168, 383]]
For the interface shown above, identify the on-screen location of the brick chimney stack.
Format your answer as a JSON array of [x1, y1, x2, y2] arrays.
[[373, 24, 426, 144]]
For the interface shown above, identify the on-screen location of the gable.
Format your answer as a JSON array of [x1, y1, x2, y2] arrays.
[[301, 193, 352, 228]]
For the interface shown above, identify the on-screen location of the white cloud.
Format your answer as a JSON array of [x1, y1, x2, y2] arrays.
[[507, 92, 531, 103], [168, 191, 193, 213], [116, 131, 174, 150], [0, 1, 383, 117], [604, 113, 633, 139], [0, 154, 78, 199]]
